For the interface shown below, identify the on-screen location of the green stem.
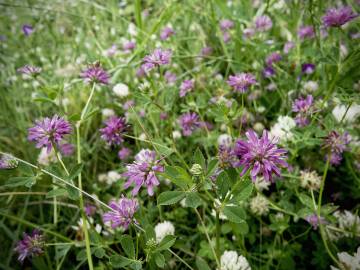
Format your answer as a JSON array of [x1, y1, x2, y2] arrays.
[[317, 156, 339, 265], [80, 83, 96, 120], [215, 210, 220, 260]]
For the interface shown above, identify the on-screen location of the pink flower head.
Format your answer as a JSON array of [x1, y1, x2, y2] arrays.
[[164, 71, 177, 85], [323, 131, 351, 165], [178, 112, 201, 136], [179, 79, 195, 97], [234, 130, 288, 182], [123, 149, 164, 196], [160, 26, 175, 40], [292, 95, 313, 127], [301, 63, 316, 74], [201, 46, 213, 57], [220, 19, 234, 31], [22, 24, 34, 36], [141, 48, 172, 71], [266, 52, 282, 66], [118, 147, 132, 160], [254, 15, 273, 32], [14, 229, 45, 263], [103, 196, 138, 229], [322, 6, 358, 28], [123, 41, 136, 52], [298, 26, 315, 39], [227, 73, 257, 93], [28, 115, 72, 153], [81, 62, 109, 85], [283, 41, 295, 54], [305, 214, 326, 230], [100, 116, 127, 146], [17, 65, 42, 76]]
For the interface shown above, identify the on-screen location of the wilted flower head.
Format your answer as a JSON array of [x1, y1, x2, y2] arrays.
[[178, 112, 201, 136], [218, 144, 237, 169], [220, 19, 234, 31], [322, 6, 357, 28], [305, 214, 325, 230], [323, 131, 351, 165], [0, 153, 18, 169], [234, 130, 288, 182], [154, 221, 175, 242], [250, 194, 269, 216], [301, 63, 316, 74], [266, 52, 282, 66], [292, 95, 314, 126], [123, 149, 164, 196], [22, 24, 34, 36], [300, 170, 321, 190], [298, 26, 315, 39], [227, 73, 257, 93], [14, 229, 45, 263], [103, 196, 138, 229], [254, 15, 273, 32], [100, 116, 127, 146], [219, 250, 251, 270], [84, 203, 97, 216], [142, 48, 172, 71], [81, 62, 109, 85], [160, 26, 175, 40], [17, 65, 41, 76], [28, 115, 72, 153], [179, 79, 195, 97]]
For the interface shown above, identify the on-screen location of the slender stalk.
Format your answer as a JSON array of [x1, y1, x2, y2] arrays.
[[317, 156, 339, 265], [215, 210, 220, 260], [80, 83, 96, 120], [168, 249, 194, 270], [194, 209, 220, 268]]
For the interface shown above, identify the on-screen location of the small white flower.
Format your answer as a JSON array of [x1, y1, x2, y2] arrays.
[[139, 133, 147, 141], [218, 134, 232, 147], [37, 148, 57, 166], [154, 221, 175, 243], [172, 130, 182, 140], [332, 104, 360, 123], [303, 80, 319, 92], [254, 177, 271, 192], [107, 171, 121, 185], [253, 122, 265, 133], [219, 250, 251, 270], [102, 108, 115, 118], [299, 170, 321, 190], [270, 116, 296, 143], [127, 23, 137, 36], [331, 246, 360, 270], [113, 83, 129, 98], [250, 194, 269, 216]]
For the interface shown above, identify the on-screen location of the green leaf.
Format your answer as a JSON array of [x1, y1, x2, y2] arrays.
[[109, 255, 132, 268], [223, 205, 246, 223], [193, 148, 206, 169], [55, 244, 71, 260], [66, 185, 80, 200], [130, 261, 142, 270], [94, 247, 106, 258], [5, 177, 36, 188], [206, 159, 218, 177], [230, 178, 253, 203], [120, 235, 135, 259], [157, 191, 185, 206], [68, 163, 83, 180], [196, 257, 211, 270], [216, 171, 231, 199], [145, 224, 156, 241], [154, 252, 165, 268], [162, 166, 192, 189], [184, 192, 203, 208], [298, 194, 314, 209], [46, 188, 68, 198], [156, 235, 176, 252]]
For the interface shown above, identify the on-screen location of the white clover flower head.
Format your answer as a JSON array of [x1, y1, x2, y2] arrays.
[[299, 170, 321, 190], [154, 221, 175, 243], [218, 134, 232, 147], [332, 104, 360, 123], [172, 130, 182, 140], [139, 133, 147, 141], [270, 115, 296, 143], [303, 80, 319, 92], [102, 108, 115, 118], [219, 250, 251, 270], [254, 176, 271, 191], [331, 246, 360, 270], [113, 83, 129, 97], [37, 147, 57, 166], [250, 194, 269, 216]]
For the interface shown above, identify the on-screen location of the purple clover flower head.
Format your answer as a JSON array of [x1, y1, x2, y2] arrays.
[[81, 62, 109, 85], [220, 19, 234, 31], [123, 149, 164, 196], [59, 143, 75, 156], [103, 196, 138, 229], [14, 229, 45, 263], [283, 41, 295, 54], [123, 41, 136, 52], [292, 95, 313, 127], [0, 153, 18, 169], [136, 66, 146, 78], [17, 65, 42, 76], [100, 116, 127, 146], [254, 15, 273, 32], [227, 73, 257, 93], [298, 26, 315, 39], [84, 204, 97, 216], [322, 6, 358, 28], [266, 52, 282, 66], [179, 79, 195, 97], [28, 115, 72, 153], [234, 130, 288, 182], [201, 46, 213, 57], [22, 24, 34, 36], [118, 147, 132, 160], [141, 48, 172, 71], [178, 112, 201, 136], [105, 44, 118, 57], [262, 66, 275, 78], [243, 28, 255, 39], [305, 214, 326, 230], [218, 145, 237, 169], [160, 26, 175, 40], [323, 130, 351, 165], [164, 71, 177, 85], [123, 100, 135, 110], [160, 112, 168, 120], [301, 63, 316, 74], [223, 31, 231, 43]]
